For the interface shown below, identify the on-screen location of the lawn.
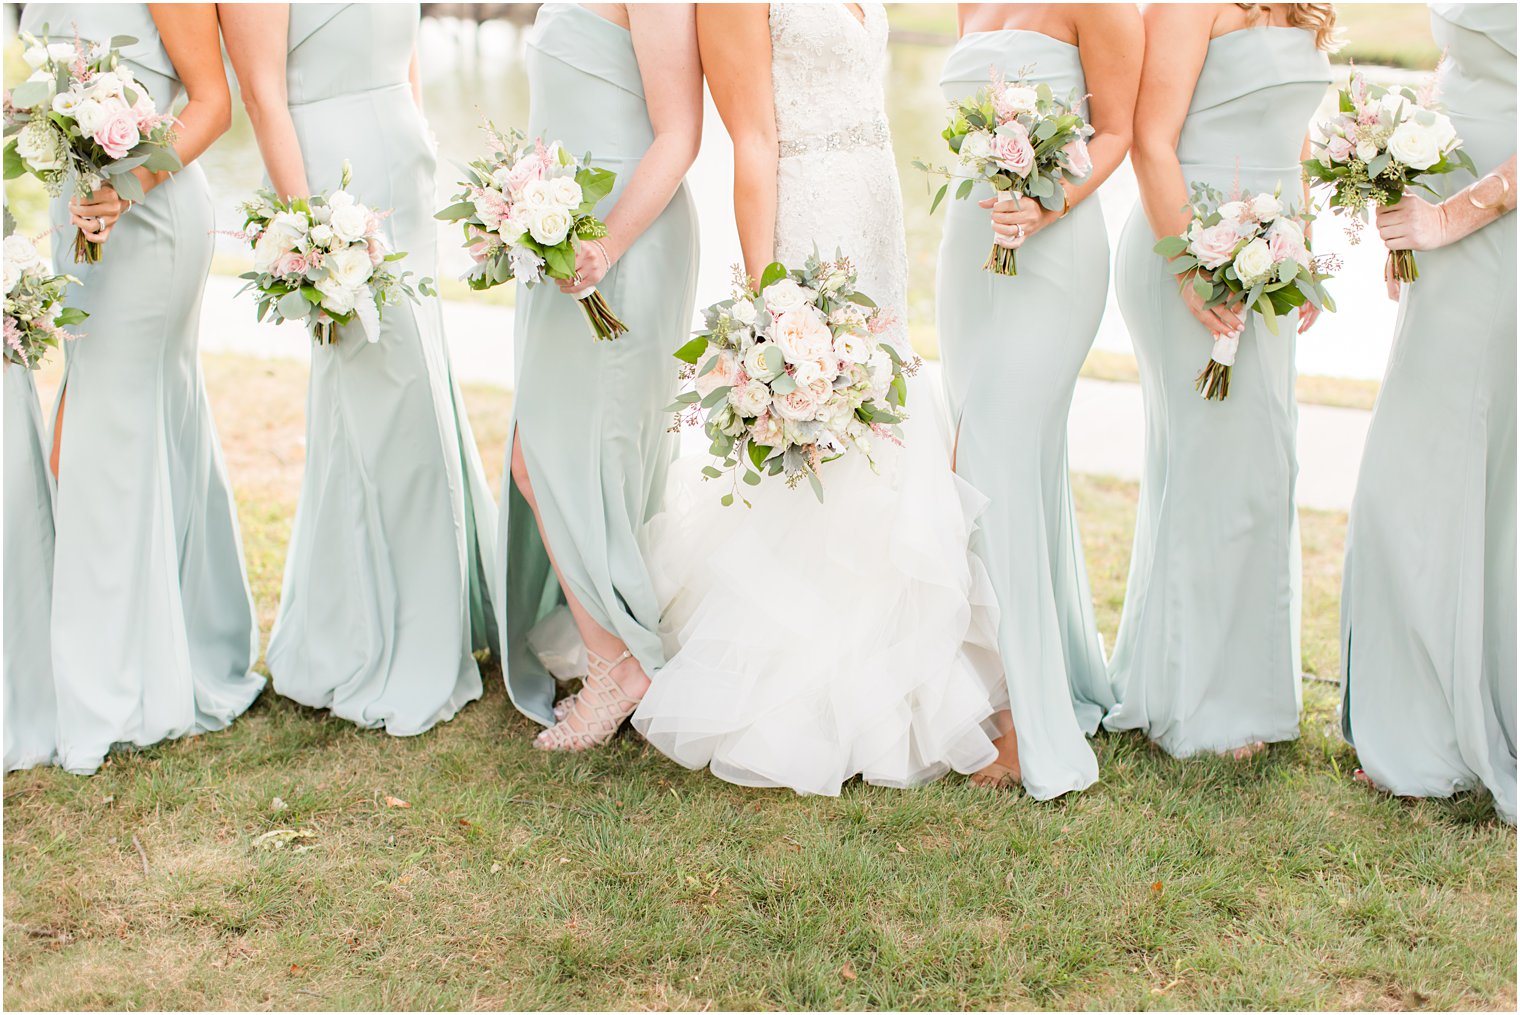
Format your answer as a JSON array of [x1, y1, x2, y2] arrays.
[[3, 355, 1514, 1011]]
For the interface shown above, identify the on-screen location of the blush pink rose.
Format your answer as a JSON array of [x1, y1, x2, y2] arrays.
[[1266, 219, 1310, 268], [271, 251, 308, 278], [772, 386, 820, 422], [94, 108, 140, 159], [367, 233, 389, 267], [1062, 138, 1093, 177], [506, 152, 547, 193], [1325, 135, 1353, 163], [1187, 221, 1242, 270], [989, 125, 1035, 177]]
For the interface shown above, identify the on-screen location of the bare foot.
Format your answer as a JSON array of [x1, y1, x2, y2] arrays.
[[971, 711, 1020, 790], [1352, 768, 1375, 787], [1226, 741, 1267, 761]]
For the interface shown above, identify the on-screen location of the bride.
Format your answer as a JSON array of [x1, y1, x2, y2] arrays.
[[627, 2, 1018, 796]]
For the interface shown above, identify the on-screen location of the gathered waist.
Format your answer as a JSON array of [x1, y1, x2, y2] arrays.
[[778, 117, 891, 160]]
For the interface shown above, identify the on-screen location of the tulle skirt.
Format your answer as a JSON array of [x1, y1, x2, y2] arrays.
[[629, 381, 1009, 796]]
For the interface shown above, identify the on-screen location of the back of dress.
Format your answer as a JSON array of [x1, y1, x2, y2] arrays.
[[769, 2, 907, 349]]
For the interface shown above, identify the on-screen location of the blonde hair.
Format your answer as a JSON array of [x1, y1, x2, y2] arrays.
[[1238, 3, 1344, 51]]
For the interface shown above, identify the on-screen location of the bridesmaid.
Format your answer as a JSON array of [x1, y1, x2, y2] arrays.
[[1104, 3, 1334, 758], [937, 3, 1141, 796], [501, 2, 700, 749], [3, 276, 58, 772], [220, 2, 499, 735], [1342, 3, 1516, 823], [18, 3, 263, 774]]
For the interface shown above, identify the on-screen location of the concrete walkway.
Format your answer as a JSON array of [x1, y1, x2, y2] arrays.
[[202, 275, 1369, 512]]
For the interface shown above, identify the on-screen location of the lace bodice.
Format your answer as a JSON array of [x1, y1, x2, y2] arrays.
[[769, 3, 908, 350]]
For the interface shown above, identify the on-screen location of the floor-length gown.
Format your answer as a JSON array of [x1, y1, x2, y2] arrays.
[[936, 29, 1107, 796], [632, 3, 1009, 797], [3, 363, 57, 772], [1104, 27, 1329, 757], [501, 3, 699, 725], [23, 3, 264, 775], [266, 3, 499, 734], [1340, 3, 1516, 823]]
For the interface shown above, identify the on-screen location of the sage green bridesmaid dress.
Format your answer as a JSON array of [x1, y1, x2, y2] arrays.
[[22, 3, 264, 775], [1341, 4, 1516, 824], [1104, 27, 1329, 757], [500, 3, 699, 725], [266, 3, 499, 734], [936, 30, 1103, 798], [3, 363, 57, 772]]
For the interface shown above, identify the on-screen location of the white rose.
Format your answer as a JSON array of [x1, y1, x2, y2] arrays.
[[498, 215, 527, 244], [87, 71, 123, 101], [1377, 89, 1412, 120], [1233, 237, 1274, 286], [22, 45, 49, 69], [694, 350, 739, 398], [1217, 201, 1248, 222], [1386, 120, 1441, 171], [762, 276, 814, 316], [729, 380, 772, 418], [329, 202, 370, 244], [328, 190, 356, 209], [834, 330, 872, 364], [959, 129, 994, 162], [314, 276, 362, 316], [3, 259, 20, 295], [310, 223, 335, 248], [743, 342, 779, 381], [999, 85, 1038, 114], [252, 231, 285, 272], [519, 179, 554, 210], [770, 307, 833, 365], [1355, 140, 1379, 162], [791, 358, 828, 392], [325, 245, 374, 288], [527, 204, 572, 246], [1249, 193, 1281, 221], [731, 297, 757, 326], [14, 121, 64, 171], [548, 176, 583, 209], [866, 348, 893, 398], [4, 234, 45, 275], [1425, 111, 1458, 151]]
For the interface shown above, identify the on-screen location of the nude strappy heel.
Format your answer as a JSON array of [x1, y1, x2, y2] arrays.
[[533, 647, 642, 752]]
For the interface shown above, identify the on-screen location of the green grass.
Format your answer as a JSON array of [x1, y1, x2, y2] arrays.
[[4, 355, 1513, 1011]]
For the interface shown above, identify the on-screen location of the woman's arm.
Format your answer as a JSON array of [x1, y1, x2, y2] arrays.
[[697, 3, 776, 285], [986, 3, 1143, 244], [559, 4, 703, 294], [70, 4, 232, 243], [1130, 2, 1241, 337], [218, 3, 310, 200]]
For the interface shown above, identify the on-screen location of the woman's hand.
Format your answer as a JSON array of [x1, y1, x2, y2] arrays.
[[69, 183, 131, 244], [556, 239, 613, 296], [1376, 193, 1449, 252], [1178, 273, 1244, 338], [980, 193, 1060, 248], [1297, 301, 1321, 334]]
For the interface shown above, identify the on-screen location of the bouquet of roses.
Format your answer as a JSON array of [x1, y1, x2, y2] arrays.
[[3, 27, 182, 264], [1154, 183, 1338, 401], [666, 253, 914, 504], [437, 124, 625, 340], [1302, 70, 1474, 283], [4, 216, 87, 368], [235, 161, 430, 345], [915, 67, 1094, 275]]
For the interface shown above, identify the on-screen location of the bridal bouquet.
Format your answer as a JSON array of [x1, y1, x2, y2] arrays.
[[1154, 183, 1337, 401], [1302, 70, 1474, 283], [235, 162, 429, 345], [667, 254, 913, 504], [4, 221, 87, 368], [2, 27, 182, 263], [915, 68, 1094, 275], [437, 124, 625, 340]]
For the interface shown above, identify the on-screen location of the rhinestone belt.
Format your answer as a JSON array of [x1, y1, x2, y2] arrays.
[[777, 119, 891, 159]]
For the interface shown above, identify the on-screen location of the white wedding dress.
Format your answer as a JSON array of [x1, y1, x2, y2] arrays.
[[627, 3, 1010, 796]]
